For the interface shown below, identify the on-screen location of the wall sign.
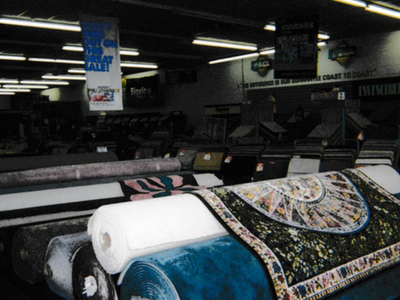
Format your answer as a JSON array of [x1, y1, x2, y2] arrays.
[[354, 76, 400, 101], [251, 55, 272, 77], [328, 40, 357, 66], [80, 15, 123, 111], [274, 15, 319, 79]]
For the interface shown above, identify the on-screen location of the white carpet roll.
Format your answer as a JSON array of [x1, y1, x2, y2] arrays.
[[88, 193, 227, 274], [192, 173, 224, 188], [357, 164, 400, 195]]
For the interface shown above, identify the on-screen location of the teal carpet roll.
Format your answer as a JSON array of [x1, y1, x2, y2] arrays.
[[118, 236, 271, 300]]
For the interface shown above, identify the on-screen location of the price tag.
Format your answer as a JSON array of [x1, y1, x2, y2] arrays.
[[224, 156, 233, 163], [204, 153, 211, 161], [256, 163, 264, 172], [96, 146, 108, 153], [135, 151, 141, 159], [164, 153, 171, 158]]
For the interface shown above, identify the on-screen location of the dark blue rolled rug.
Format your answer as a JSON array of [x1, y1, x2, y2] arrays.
[[118, 236, 271, 300]]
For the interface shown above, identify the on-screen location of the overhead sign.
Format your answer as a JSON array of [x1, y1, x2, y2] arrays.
[[80, 15, 123, 111], [274, 15, 319, 79]]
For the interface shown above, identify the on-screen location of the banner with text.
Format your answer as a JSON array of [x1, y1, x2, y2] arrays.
[[274, 15, 319, 79], [80, 15, 123, 111]]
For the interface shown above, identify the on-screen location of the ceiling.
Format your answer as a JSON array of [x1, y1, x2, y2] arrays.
[[1, 0, 400, 83]]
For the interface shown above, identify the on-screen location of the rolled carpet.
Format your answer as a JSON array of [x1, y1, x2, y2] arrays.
[[0, 157, 181, 189], [12, 217, 90, 283], [44, 232, 91, 300], [72, 242, 118, 300], [118, 236, 270, 300], [88, 194, 227, 274]]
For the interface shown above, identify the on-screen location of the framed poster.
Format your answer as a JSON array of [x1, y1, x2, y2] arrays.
[[274, 15, 319, 79]]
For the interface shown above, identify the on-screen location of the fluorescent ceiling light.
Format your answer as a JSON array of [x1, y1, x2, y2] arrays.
[[0, 92, 15, 95], [318, 41, 328, 47], [120, 49, 140, 56], [209, 53, 259, 65], [0, 17, 81, 31], [42, 75, 86, 80], [68, 69, 86, 74], [333, 0, 366, 8], [259, 49, 275, 55], [366, 4, 400, 19], [20, 80, 70, 85], [193, 39, 258, 51], [318, 33, 330, 40], [120, 62, 158, 69], [63, 45, 140, 56], [62, 45, 83, 52], [3, 84, 49, 89], [0, 55, 26, 61], [29, 58, 85, 64], [264, 24, 276, 31], [0, 79, 19, 84], [0, 88, 30, 92]]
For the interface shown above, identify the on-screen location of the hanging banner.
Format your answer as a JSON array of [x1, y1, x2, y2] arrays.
[[80, 15, 123, 111], [274, 15, 319, 79]]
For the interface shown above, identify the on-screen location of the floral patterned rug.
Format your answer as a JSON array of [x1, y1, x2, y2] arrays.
[[120, 174, 205, 200], [194, 169, 400, 300]]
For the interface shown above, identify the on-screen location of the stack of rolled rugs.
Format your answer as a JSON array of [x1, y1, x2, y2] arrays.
[[37, 164, 400, 300]]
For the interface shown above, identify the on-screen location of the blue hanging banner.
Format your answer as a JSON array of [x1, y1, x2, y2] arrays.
[[80, 15, 123, 111]]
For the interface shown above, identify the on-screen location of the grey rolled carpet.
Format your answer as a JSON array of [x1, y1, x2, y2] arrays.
[[0, 157, 181, 189]]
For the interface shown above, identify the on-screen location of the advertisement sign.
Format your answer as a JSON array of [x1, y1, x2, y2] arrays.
[[80, 15, 123, 111], [274, 15, 319, 79]]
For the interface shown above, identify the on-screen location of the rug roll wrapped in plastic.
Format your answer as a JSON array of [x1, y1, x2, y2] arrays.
[[72, 242, 118, 300], [88, 194, 227, 274], [0, 157, 181, 189], [118, 236, 270, 300], [12, 217, 90, 283], [44, 232, 91, 300]]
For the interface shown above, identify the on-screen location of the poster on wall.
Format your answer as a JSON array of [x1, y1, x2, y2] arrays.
[[80, 15, 123, 111], [274, 15, 319, 79]]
